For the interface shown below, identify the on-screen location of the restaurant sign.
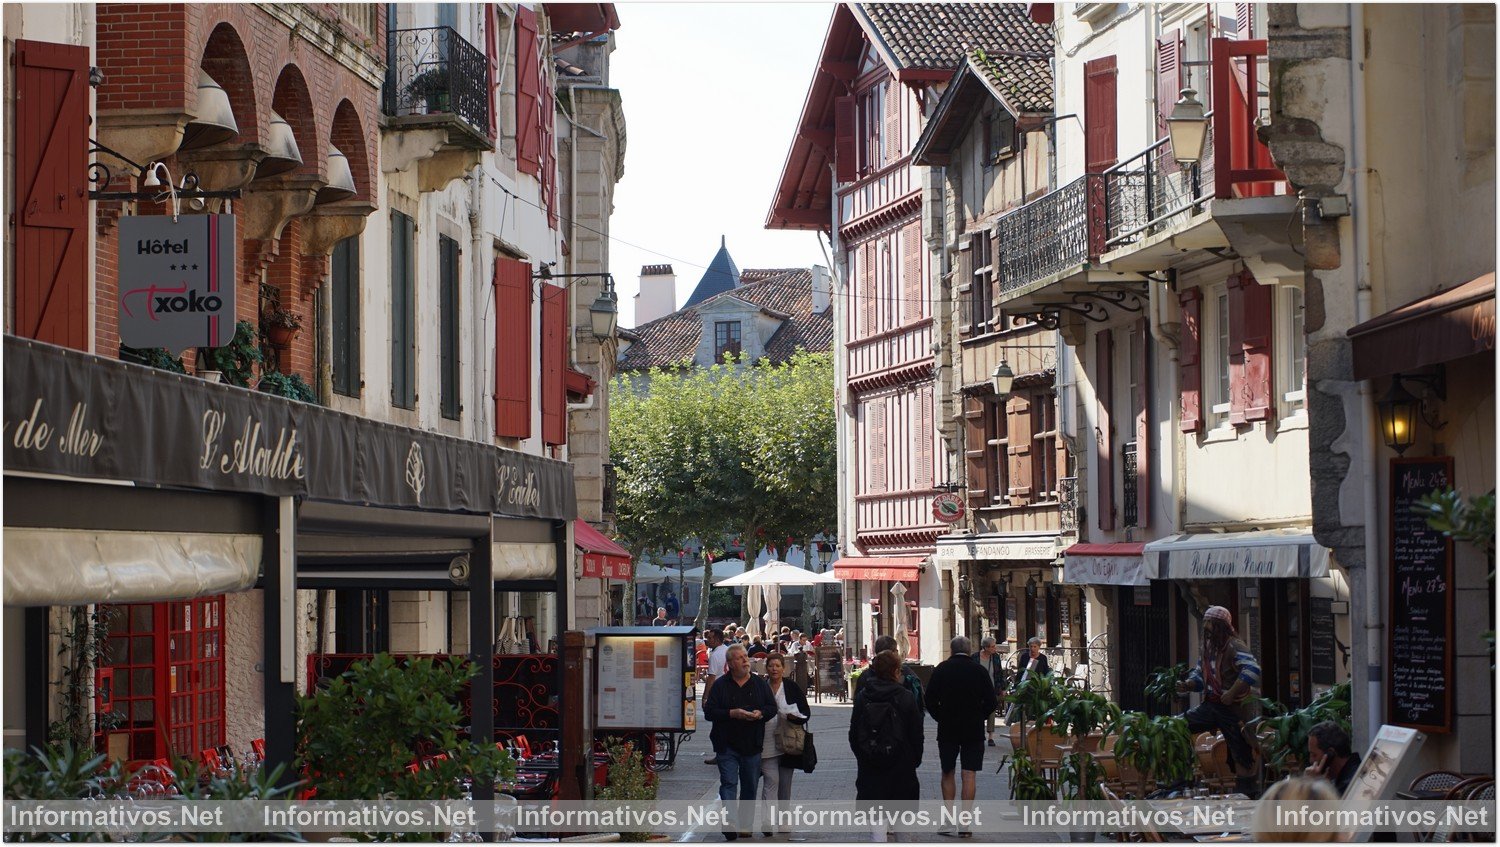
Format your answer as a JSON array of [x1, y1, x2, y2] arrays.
[[3, 337, 576, 521], [118, 215, 237, 351]]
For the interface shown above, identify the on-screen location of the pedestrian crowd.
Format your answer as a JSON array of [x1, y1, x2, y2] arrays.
[[700, 605, 1355, 841]]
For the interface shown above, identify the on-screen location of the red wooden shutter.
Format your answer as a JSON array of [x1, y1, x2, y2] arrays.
[[915, 385, 934, 490], [901, 222, 922, 324], [834, 96, 857, 183], [858, 241, 877, 338], [1007, 395, 1034, 503], [493, 257, 532, 438], [1178, 287, 1204, 432], [1134, 318, 1151, 529], [540, 282, 567, 446], [1155, 33, 1184, 140], [1095, 329, 1115, 530], [1083, 56, 1118, 172], [963, 395, 989, 507], [868, 398, 888, 494], [1226, 269, 1274, 425], [884, 80, 902, 165], [14, 40, 89, 350], [515, 7, 541, 175]]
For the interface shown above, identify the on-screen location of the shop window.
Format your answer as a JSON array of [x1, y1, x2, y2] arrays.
[[331, 236, 361, 398], [98, 597, 225, 763]]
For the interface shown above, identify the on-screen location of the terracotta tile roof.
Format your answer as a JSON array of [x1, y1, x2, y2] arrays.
[[859, 3, 1051, 71], [970, 48, 1053, 113], [618, 268, 831, 371]]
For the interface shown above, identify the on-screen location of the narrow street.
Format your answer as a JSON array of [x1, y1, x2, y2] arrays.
[[651, 684, 1062, 843]]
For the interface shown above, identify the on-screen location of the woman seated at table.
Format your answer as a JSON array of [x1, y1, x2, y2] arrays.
[[1252, 776, 1343, 842]]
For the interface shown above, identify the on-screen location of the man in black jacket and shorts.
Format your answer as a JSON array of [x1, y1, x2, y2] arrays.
[[924, 636, 997, 837]]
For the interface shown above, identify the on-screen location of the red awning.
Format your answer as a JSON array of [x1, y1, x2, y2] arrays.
[[565, 368, 597, 401], [574, 519, 631, 580], [1063, 542, 1145, 557], [833, 556, 925, 582]]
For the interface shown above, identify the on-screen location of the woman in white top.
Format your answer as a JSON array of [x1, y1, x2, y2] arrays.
[[759, 652, 810, 836]]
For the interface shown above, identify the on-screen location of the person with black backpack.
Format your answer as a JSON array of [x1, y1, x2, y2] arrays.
[[849, 650, 923, 840]]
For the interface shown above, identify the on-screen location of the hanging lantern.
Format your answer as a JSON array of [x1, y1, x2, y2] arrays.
[[315, 145, 356, 204], [255, 110, 303, 179]]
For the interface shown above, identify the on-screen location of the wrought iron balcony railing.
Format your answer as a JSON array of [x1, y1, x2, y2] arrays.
[[385, 26, 490, 138], [1121, 441, 1138, 528], [1103, 117, 1216, 250], [994, 174, 1107, 295], [1058, 476, 1079, 533]]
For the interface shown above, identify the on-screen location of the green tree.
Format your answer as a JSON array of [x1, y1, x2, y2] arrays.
[[610, 351, 837, 630]]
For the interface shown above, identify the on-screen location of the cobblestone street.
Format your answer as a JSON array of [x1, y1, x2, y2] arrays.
[[654, 684, 1065, 843]]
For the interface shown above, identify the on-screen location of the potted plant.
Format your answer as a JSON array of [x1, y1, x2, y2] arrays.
[[594, 737, 659, 841], [198, 320, 263, 388], [1046, 687, 1121, 801], [258, 370, 318, 404], [1252, 680, 1351, 777], [406, 67, 450, 114], [1145, 662, 1192, 713], [261, 308, 302, 348], [1111, 711, 1194, 798]]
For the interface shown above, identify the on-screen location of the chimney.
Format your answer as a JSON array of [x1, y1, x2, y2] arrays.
[[811, 264, 831, 314], [634, 264, 677, 325]]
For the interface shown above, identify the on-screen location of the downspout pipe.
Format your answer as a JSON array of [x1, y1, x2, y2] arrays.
[[1349, 2, 1382, 749]]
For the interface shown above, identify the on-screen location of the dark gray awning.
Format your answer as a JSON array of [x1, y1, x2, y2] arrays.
[[3, 336, 576, 521]]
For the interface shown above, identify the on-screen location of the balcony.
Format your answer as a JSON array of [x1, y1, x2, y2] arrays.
[[382, 26, 493, 184], [1058, 476, 1079, 534], [993, 38, 1295, 322], [1121, 442, 1138, 528]]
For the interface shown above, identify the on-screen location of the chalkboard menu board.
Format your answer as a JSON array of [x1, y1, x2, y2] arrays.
[[1309, 597, 1336, 686], [1387, 457, 1455, 733]]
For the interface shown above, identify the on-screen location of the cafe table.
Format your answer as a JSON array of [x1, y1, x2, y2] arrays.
[[1146, 795, 1256, 841]]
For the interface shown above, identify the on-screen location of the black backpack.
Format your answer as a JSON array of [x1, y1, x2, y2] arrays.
[[856, 697, 907, 759]]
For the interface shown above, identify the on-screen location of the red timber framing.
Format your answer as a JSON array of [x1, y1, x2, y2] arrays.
[[98, 596, 227, 764], [13, 40, 90, 350]]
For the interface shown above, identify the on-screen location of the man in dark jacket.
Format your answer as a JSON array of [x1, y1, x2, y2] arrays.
[[924, 636, 998, 836], [703, 643, 776, 840]]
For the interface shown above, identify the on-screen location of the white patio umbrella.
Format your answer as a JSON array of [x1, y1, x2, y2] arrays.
[[890, 581, 910, 660], [746, 583, 764, 640], [714, 560, 841, 587]]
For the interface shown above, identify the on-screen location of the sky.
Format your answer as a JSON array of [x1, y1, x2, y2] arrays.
[[606, 3, 836, 327]]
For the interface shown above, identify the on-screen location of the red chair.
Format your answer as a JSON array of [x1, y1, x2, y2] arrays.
[[250, 738, 266, 762], [199, 748, 223, 772], [514, 736, 533, 758]]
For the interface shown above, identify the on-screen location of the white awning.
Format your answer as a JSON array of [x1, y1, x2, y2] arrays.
[[4, 528, 260, 605], [932, 533, 1061, 563], [492, 541, 558, 581], [1062, 543, 1149, 586], [1142, 529, 1330, 580]]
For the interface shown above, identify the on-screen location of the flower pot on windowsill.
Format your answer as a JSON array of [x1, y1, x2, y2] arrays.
[[262, 310, 302, 349]]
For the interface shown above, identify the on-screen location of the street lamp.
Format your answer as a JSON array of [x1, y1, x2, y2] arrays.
[[991, 361, 1015, 399], [1377, 378, 1420, 455], [1166, 88, 1209, 165], [589, 280, 619, 339]]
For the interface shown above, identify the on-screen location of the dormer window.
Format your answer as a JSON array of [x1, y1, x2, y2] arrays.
[[715, 321, 743, 363]]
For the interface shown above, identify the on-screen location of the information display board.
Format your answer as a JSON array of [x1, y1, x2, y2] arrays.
[[590, 626, 695, 732], [1309, 596, 1336, 686], [1386, 457, 1455, 733]]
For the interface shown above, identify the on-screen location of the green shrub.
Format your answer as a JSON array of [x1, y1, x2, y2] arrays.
[[594, 737, 657, 841]]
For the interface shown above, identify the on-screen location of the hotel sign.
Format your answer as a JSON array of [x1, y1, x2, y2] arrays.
[[118, 215, 237, 351]]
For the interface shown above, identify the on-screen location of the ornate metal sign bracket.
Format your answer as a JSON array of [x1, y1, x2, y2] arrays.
[[88, 140, 241, 203]]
